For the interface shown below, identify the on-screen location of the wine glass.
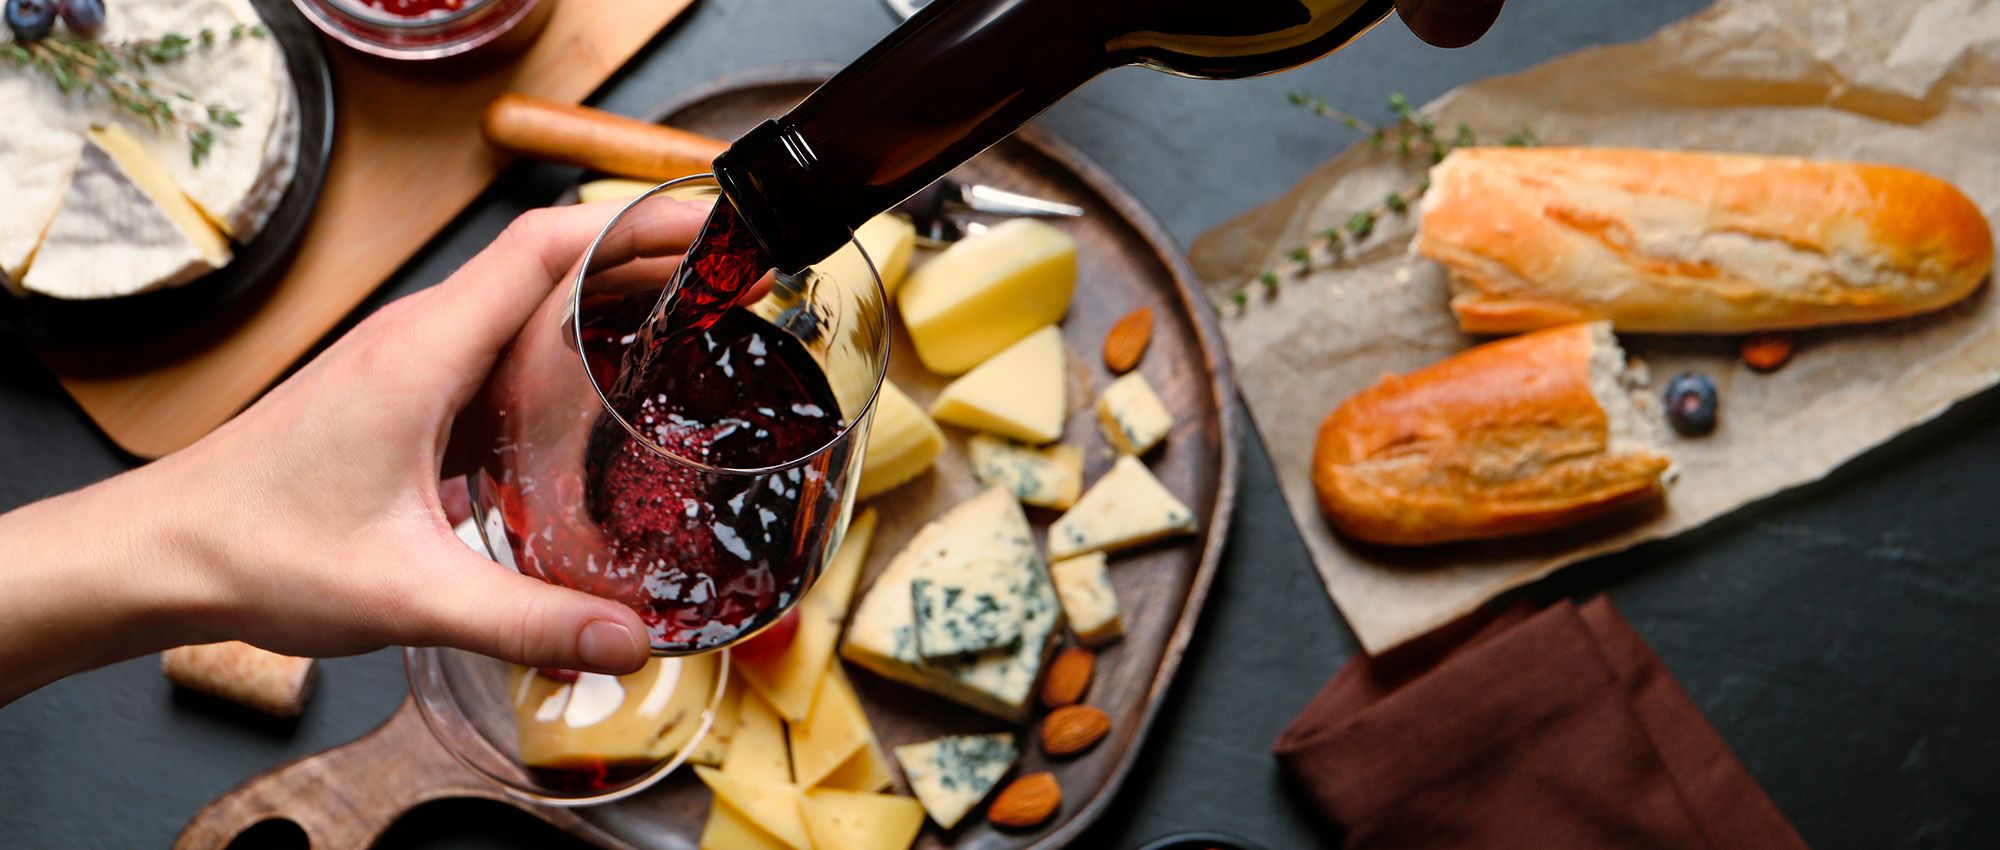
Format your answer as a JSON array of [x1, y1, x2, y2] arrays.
[[408, 174, 889, 805]]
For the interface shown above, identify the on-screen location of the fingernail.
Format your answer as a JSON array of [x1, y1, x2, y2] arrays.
[[578, 620, 643, 672]]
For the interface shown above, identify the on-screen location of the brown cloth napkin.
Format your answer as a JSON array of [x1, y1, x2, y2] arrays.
[[1274, 596, 1809, 850]]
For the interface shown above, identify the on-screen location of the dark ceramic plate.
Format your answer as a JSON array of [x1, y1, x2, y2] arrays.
[[1133, 832, 1270, 850], [0, 0, 336, 348]]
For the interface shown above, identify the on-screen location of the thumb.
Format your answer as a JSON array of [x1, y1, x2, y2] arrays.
[[403, 547, 651, 675]]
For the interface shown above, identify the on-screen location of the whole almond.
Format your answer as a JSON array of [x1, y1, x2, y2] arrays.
[[1040, 705, 1110, 757], [1102, 307, 1154, 374], [1741, 332, 1794, 372], [989, 772, 1062, 829], [1041, 646, 1094, 708]]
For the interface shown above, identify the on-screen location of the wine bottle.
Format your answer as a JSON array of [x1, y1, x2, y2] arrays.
[[714, 0, 1398, 273]]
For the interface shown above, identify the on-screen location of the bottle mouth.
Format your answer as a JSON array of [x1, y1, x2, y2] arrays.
[[567, 175, 889, 478]]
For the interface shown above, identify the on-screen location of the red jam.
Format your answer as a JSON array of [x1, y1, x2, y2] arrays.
[[361, 0, 469, 17]]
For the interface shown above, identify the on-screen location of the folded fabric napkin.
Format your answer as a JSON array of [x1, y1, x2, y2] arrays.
[[1274, 596, 1808, 849]]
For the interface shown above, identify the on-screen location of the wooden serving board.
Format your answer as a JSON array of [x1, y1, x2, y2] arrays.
[[36, 0, 698, 460], [179, 67, 1240, 850]]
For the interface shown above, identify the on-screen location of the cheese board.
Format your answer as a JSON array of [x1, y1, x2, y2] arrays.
[[179, 66, 1239, 850]]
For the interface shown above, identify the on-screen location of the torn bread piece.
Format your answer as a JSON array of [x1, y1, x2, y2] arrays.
[[161, 642, 315, 717], [1311, 321, 1671, 546]]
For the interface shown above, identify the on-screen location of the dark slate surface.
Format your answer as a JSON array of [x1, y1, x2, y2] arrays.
[[5, 0, 1997, 848]]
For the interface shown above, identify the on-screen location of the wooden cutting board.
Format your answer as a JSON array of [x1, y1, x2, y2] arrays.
[[35, 0, 698, 460]]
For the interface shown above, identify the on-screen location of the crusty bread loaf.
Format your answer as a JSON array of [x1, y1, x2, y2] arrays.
[[1417, 148, 1994, 334], [1312, 322, 1671, 546]]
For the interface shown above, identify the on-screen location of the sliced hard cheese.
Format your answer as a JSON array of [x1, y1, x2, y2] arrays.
[[689, 676, 746, 767], [929, 325, 1067, 444], [911, 559, 1029, 658], [577, 178, 658, 204], [737, 509, 878, 722], [816, 213, 917, 296], [841, 488, 1063, 722], [700, 797, 792, 850], [508, 654, 721, 769], [1050, 553, 1124, 647], [788, 665, 876, 788], [1096, 372, 1173, 455], [967, 435, 1084, 510], [722, 687, 792, 785], [22, 126, 231, 300], [695, 766, 810, 850], [892, 734, 1018, 830], [1049, 456, 1198, 560], [856, 382, 946, 500], [801, 788, 925, 850], [898, 218, 1075, 374], [818, 734, 895, 792]]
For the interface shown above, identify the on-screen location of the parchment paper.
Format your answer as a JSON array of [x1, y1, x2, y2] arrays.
[[1189, 0, 2000, 653]]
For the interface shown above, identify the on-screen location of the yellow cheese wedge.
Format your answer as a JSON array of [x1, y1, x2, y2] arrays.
[[857, 382, 946, 500], [689, 676, 746, 767], [576, 178, 658, 204], [818, 735, 895, 792], [737, 509, 879, 721], [929, 325, 1068, 444], [700, 797, 792, 850], [788, 664, 877, 788], [508, 653, 721, 769], [695, 766, 811, 850], [898, 218, 1075, 374], [722, 687, 792, 785], [801, 789, 925, 850], [816, 213, 917, 296]]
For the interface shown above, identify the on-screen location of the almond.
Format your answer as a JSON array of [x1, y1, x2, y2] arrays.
[[1041, 646, 1094, 708], [989, 772, 1062, 829], [1040, 704, 1110, 757], [1741, 333, 1794, 372], [1102, 307, 1154, 374]]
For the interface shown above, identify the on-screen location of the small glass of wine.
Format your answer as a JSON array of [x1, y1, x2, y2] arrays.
[[408, 174, 889, 805]]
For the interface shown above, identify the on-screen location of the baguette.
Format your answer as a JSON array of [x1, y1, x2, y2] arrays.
[[1418, 147, 1994, 334], [1312, 322, 1671, 546]]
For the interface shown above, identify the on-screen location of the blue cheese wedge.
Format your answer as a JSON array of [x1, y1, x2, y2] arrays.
[[892, 734, 1018, 830], [1048, 456, 1198, 560], [841, 488, 1062, 722], [911, 559, 1028, 658], [1050, 553, 1123, 647], [966, 434, 1084, 510], [1095, 372, 1173, 455]]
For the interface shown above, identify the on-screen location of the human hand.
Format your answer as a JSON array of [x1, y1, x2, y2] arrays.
[[1394, 0, 1506, 48], [0, 199, 710, 705]]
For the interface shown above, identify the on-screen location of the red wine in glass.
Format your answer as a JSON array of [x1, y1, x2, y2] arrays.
[[477, 201, 855, 653]]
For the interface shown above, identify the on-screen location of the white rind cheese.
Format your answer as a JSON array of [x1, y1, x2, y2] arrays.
[[841, 487, 1062, 722], [892, 734, 1018, 830], [966, 435, 1084, 510], [1049, 456, 1198, 559], [910, 559, 1028, 658], [23, 131, 231, 299], [1050, 553, 1123, 647], [1096, 372, 1174, 455], [0, 0, 295, 297]]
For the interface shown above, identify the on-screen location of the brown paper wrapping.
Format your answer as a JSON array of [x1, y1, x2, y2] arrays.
[[162, 642, 316, 717], [1190, 0, 2000, 653]]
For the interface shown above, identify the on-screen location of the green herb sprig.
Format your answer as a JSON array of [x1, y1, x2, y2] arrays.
[[1216, 92, 1538, 313], [0, 24, 268, 165]]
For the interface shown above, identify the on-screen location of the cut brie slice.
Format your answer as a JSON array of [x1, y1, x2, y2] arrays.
[[22, 127, 232, 300]]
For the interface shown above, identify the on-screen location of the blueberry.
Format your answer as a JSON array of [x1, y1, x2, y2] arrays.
[[1663, 370, 1719, 436], [57, 0, 102, 37], [6, 0, 56, 41]]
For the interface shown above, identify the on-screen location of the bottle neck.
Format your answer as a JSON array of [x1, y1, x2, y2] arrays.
[[716, 0, 1396, 273]]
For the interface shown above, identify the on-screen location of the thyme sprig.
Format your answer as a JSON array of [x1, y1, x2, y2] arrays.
[[1216, 92, 1538, 313], [0, 24, 268, 165]]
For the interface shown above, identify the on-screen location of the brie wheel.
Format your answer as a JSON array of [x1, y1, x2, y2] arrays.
[[0, 0, 297, 300]]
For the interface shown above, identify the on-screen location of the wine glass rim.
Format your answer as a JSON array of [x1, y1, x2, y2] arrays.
[[570, 174, 890, 477]]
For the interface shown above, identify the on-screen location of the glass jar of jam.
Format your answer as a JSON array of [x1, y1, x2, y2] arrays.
[[290, 0, 556, 62]]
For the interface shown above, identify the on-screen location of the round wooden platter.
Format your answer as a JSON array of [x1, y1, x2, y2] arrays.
[[177, 65, 1239, 850]]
